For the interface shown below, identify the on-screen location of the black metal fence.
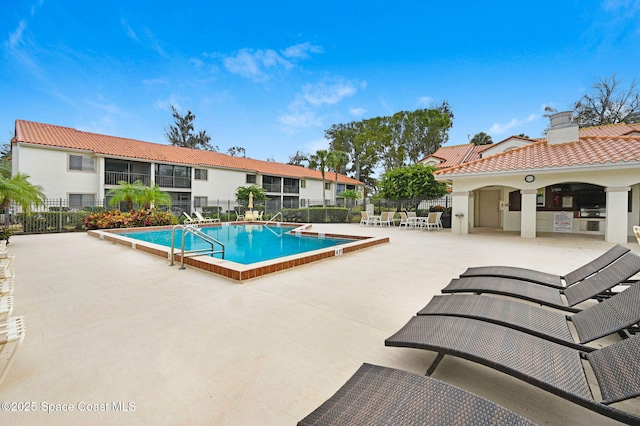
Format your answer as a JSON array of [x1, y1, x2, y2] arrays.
[[2, 195, 451, 234]]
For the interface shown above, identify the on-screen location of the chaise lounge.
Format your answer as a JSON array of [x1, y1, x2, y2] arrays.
[[459, 244, 629, 288], [385, 315, 640, 424], [441, 251, 640, 313], [298, 363, 535, 426], [418, 277, 640, 350]]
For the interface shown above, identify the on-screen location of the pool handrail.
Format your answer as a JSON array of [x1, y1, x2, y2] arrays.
[[265, 212, 282, 226], [169, 224, 225, 269]]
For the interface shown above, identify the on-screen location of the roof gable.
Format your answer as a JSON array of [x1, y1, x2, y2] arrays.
[[14, 120, 363, 185]]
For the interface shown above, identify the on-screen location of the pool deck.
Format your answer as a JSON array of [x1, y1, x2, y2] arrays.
[[2, 224, 639, 425]]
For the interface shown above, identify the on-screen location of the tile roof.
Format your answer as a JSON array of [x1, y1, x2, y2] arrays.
[[13, 120, 362, 185], [435, 135, 640, 176], [578, 123, 640, 137], [421, 144, 491, 169]]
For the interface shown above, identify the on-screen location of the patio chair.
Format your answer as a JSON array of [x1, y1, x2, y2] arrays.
[[634, 225, 640, 246], [397, 211, 411, 228], [441, 251, 640, 312], [0, 316, 26, 385], [0, 279, 13, 297], [256, 211, 264, 220], [378, 211, 392, 227], [421, 212, 442, 231], [459, 244, 630, 288], [417, 277, 640, 350], [298, 363, 535, 426], [385, 315, 640, 425], [360, 211, 372, 226], [193, 211, 220, 223]]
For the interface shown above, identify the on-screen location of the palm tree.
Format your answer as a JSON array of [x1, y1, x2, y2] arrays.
[[0, 173, 46, 225], [327, 150, 349, 204], [106, 180, 146, 211], [139, 184, 172, 209], [308, 149, 329, 207], [470, 132, 493, 146]]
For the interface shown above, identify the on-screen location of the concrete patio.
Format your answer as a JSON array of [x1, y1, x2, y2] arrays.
[[1, 224, 639, 425]]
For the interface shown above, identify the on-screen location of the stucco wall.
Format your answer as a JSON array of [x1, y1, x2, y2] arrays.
[[15, 144, 100, 199]]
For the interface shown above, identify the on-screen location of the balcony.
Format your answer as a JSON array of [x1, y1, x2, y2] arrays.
[[262, 183, 281, 193], [155, 175, 191, 189], [105, 171, 151, 186], [283, 184, 299, 194]]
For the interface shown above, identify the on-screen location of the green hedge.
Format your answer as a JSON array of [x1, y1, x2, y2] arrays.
[[281, 207, 349, 223]]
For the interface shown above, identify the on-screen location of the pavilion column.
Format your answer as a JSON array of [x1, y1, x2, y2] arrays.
[[520, 189, 538, 238], [451, 191, 472, 234], [605, 187, 630, 243]]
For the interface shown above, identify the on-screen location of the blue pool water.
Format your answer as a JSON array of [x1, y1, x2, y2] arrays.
[[120, 224, 353, 265]]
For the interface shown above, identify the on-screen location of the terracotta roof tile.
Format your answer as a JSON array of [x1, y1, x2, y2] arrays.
[[578, 123, 640, 137], [14, 120, 362, 185], [435, 135, 640, 176]]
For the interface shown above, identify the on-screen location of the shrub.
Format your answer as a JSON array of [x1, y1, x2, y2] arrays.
[[83, 209, 178, 230]]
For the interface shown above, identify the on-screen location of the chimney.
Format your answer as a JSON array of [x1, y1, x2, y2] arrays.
[[547, 111, 579, 145]]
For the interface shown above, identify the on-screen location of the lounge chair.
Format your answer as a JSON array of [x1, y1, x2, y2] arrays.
[[0, 316, 26, 385], [634, 225, 640, 246], [298, 363, 535, 426], [0, 296, 13, 321], [418, 276, 640, 350], [385, 315, 640, 424], [460, 244, 630, 288], [182, 212, 198, 224], [193, 211, 220, 223], [441, 251, 640, 313], [0, 279, 13, 297]]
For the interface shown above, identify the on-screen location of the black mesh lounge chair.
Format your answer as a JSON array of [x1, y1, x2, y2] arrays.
[[385, 316, 640, 424], [298, 363, 536, 426], [460, 244, 629, 288], [441, 251, 640, 313], [418, 277, 640, 350]]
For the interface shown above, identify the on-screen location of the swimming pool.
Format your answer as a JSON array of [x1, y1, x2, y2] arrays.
[[120, 224, 353, 264], [88, 222, 389, 282]]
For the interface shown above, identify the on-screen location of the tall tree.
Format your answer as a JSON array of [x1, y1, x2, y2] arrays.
[[378, 164, 447, 211], [470, 132, 493, 145], [574, 75, 640, 127], [0, 173, 46, 224], [287, 150, 309, 166], [227, 146, 246, 157], [327, 150, 349, 201], [308, 149, 330, 206], [165, 105, 218, 151]]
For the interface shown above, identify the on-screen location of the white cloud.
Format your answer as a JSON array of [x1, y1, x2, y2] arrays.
[[278, 108, 322, 133], [349, 107, 367, 117], [8, 21, 26, 48], [222, 42, 322, 82], [302, 80, 358, 105], [417, 96, 433, 106], [121, 18, 139, 42], [489, 114, 538, 134], [281, 42, 323, 59]]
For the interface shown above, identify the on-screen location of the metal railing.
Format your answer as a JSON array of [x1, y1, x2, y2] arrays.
[[264, 212, 282, 225], [169, 224, 225, 269], [104, 171, 151, 186]]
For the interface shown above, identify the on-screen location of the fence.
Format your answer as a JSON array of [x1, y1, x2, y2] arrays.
[[2, 195, 451, 234]]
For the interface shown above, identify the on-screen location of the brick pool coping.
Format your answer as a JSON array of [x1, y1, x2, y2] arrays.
[[87, 222, 389, 282]]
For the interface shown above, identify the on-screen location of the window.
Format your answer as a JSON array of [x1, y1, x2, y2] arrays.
[[194, 169, 208, 180], [69, 155, 95, 172], [324, 182, 331, 190], [300, 180, 306, 188], [69, 194, 95, 208], [246, 174, 256, 184], [194, 197, 208, 208]]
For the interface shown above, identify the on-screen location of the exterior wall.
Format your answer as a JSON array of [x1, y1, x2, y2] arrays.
[[14, 144, 100, 199], [441, 166, 640, 242], [481, 138, 532, 157]]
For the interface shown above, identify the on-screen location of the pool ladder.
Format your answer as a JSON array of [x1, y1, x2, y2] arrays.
[[169, 224, 225, 269], [264, 211, 282, 225]]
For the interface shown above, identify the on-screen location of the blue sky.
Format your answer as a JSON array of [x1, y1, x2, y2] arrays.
[[2, 1, 640, 168]]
